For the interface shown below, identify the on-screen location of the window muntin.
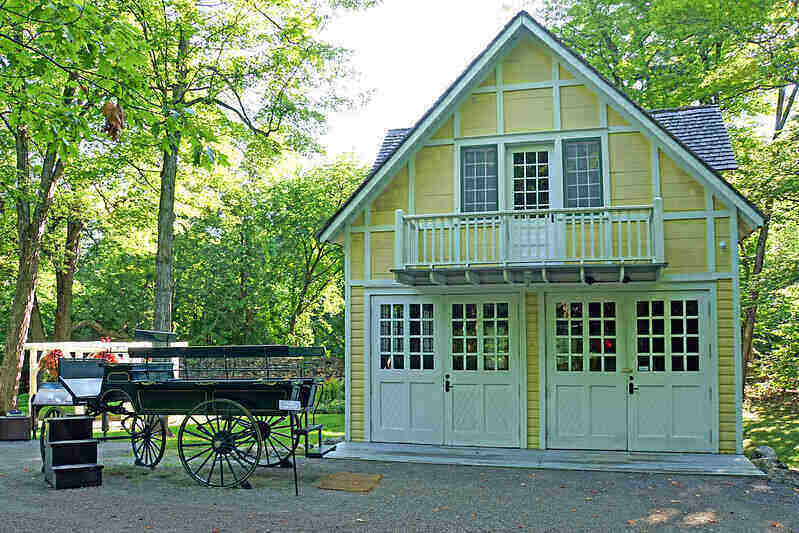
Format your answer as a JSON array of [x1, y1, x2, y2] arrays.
[[451, 302, 510, 371], [555, 300, 616, 373], [462, 146, 498, 212], [512, 150, 550, 211], [636, 298, 700, 372], [379, 302, 435, 371], [563, 139, 602, 208]]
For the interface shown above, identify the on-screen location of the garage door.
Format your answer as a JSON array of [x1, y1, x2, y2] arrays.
[[370, 295, 521, 447], [546, 292, 714, 452]]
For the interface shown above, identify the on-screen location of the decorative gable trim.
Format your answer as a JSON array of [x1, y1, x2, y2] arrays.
[[317, 12, 763, 242]]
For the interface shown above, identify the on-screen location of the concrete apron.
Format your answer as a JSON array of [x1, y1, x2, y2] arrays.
[[328, 442, 765, 477]]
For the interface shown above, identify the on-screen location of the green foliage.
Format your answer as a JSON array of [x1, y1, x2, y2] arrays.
[[317, 376, 345, 414]]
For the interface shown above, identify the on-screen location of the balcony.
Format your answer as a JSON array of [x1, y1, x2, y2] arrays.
[[391, 203, 665, 286]]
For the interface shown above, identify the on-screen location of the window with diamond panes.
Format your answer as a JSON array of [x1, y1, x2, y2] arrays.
[[482, 303, 510, 371], [451, 303, 478, 370], [636, 300, 666, 372], [462, 147, 498, 212], [409, 303, 435, 370], [671, 299, 700, 371], [512, 150, 550, 211], [564, 139, 602, 208], [379, 304, 404, 369], [587, 301, 617, 372], [555, 302, 584, 372]]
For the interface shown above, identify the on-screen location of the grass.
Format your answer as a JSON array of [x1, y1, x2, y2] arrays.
[[743, 391, 799, 469]]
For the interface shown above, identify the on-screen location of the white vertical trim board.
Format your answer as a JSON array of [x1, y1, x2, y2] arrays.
[[537, 290, 547, 449], [706, 191, 716, 272], [364, 207, 371, 281], [600, 100, 608, 128], [453, 144, 461, 213], [552, 61, 561, 131], [344, 228, 352, 441], [496, 63, 504, 135], [519, 288, 527, 448], [363, 291, 372, 442], [601, 131, 611, 208], [731, 208, 743, 453], [651, 144, 661, 197], [408, 156, 415, 215]]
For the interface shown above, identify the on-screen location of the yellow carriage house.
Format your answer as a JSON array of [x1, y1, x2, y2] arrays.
[[318, 12, 763, 455]]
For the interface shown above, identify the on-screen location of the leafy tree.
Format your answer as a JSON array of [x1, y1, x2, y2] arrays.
[[0, 0, 145, 413]]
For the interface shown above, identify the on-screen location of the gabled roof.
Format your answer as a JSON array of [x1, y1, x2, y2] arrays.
[[373, 105, 738, 175], [649, 106, 738, 172], [317, 11, 763, 242]]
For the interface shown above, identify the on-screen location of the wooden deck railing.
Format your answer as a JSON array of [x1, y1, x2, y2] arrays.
[[394, 202, 664, 269]]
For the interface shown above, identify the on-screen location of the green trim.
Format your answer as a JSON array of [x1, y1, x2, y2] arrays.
[[461, 144, 499, 212], [562, 137, 603, 208]]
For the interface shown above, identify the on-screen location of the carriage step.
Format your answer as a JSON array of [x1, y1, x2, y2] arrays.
[[306, 444, 337, 458], [45, 463, 103, 490], [294, 424, 323, 436], [47, 439, 97, 446]]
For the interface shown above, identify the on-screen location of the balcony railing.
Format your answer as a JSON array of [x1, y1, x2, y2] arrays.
[[393, 203, 663, 270]]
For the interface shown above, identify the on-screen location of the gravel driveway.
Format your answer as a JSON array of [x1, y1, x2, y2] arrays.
[[1, 440, 797, 532]]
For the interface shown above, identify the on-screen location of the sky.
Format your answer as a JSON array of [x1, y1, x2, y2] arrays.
[[320, 0, 543, 164]]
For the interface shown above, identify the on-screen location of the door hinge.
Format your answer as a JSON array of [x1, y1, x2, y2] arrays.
[[709, 386, 712, 402], [709, 429, 713, 443], [709, 344, 713, 358]]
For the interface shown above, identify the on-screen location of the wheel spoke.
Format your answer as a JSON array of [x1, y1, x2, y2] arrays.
[[185, 446, 213, 463], [206, 453, 218, 486], [183, 429, 213, 442], [223, 455, 240, 486], [191, 449, 214, 478], [190, 417, 215, 438]]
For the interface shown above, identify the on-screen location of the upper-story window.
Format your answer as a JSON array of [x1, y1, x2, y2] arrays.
[[563, 138, 603, 208], [512, 149, 550, 211], [462, 146, 498, 212]]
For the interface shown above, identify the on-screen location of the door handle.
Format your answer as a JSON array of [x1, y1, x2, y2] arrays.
[[444, 374, 452, 393], [628, 382, 639, 395]]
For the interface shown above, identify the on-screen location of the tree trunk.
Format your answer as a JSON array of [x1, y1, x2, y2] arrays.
[[0, 132, 61, 414], [54, 218, 83, 340], [29, 294, 47, 341], [741, 207, 771, 398], [154, 141, 179, 332]]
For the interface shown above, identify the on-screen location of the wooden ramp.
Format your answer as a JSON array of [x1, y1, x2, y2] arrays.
[[328, 442, 765, 477]]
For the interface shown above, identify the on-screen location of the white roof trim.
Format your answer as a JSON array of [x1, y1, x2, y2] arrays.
[[319, 13, 762, 242]]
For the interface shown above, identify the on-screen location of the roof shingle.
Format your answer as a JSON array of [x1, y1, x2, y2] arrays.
[[648, 105, 738, 172]]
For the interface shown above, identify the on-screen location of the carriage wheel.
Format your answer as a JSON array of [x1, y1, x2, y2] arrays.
[[39, 407, 65, 470], [244, 415, 299, 467], [129, 414, 167, 468], [178, 399, 262, 488]]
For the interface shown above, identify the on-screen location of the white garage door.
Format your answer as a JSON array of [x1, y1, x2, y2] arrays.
[[370, 295, 521, 447], [546, 292, 715, 452]]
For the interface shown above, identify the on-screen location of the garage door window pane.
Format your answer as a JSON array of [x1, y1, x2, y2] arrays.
[[636, 300, 666, 372], [409, 303, 434, 370], [379, 304, 404, 370], [555, 301, 584, 372], [671, 299, 700, 372]]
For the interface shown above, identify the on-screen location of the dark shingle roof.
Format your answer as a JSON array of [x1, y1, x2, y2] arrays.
[[374, 106, 737, 174], [370, 128, 412, 173], [648, 106, 737, 171]]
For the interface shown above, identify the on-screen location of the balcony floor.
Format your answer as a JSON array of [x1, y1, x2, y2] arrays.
[[392, 262, 666, 286]]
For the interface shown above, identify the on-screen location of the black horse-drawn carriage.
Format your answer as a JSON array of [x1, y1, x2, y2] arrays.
[[44, 344, 333, 491]]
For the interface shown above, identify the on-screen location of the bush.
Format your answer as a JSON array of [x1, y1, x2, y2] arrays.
[[316, 377, 344, 413]]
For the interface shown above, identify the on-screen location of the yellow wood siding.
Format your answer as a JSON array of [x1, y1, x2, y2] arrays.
[[607, 105, 630, 127], [560, 85, 600, 130], [370, 166, 408, 226], [350, 287, 365, 441], [351, 212, 364, 227], [502, 39, 552, 85], [609, 132, 651, 206], [663, 220, 707, 274], [504, 88, 554, 133], [370, 231, 394, 280], [415, 145, 454, 214], [714, 196, 728, 211], [558, 64, 575, 80], [460, 93, 497, 137], [350, 233, 364, 280], [526, 293, 540, 448], [717, 279, 735, 453], [432, 117, 454, 140], [715, 217, 732, 272], [660, 151, 705, 211]]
